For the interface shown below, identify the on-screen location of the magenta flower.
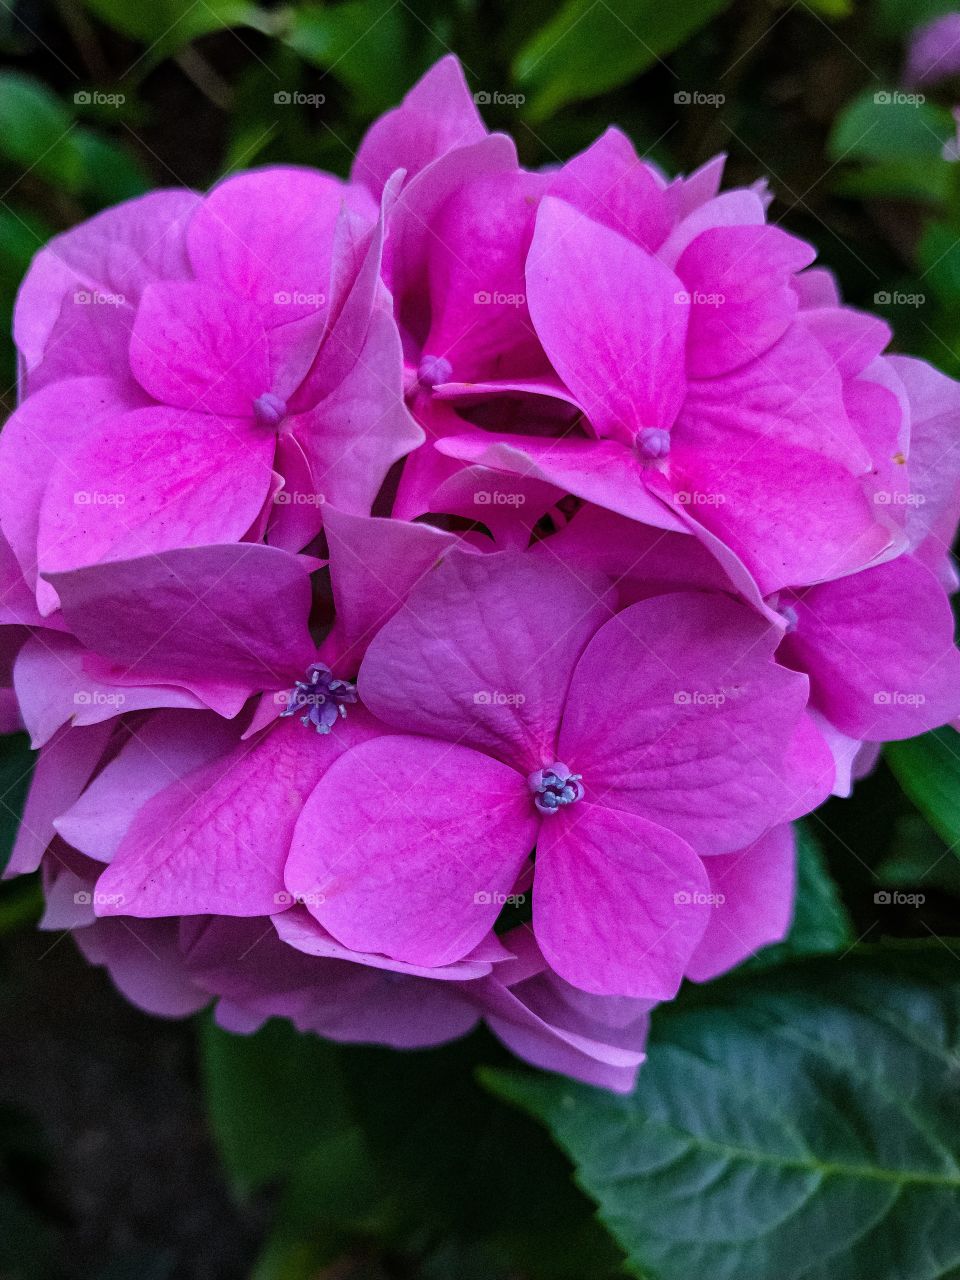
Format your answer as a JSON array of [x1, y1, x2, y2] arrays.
[[3, 55, 960, 1093], [284, 552, 813, 998]]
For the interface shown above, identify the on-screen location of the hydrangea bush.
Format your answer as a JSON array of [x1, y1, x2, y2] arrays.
[[3, 55, 960, 1094]]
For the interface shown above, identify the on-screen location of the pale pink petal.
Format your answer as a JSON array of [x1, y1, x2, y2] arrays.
[[55, 709, 239, 861]]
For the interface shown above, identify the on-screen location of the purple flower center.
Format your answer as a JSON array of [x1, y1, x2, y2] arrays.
[[281, 663, 357, 734], [635, 427, 671, 460], [780, 604, 799, 634], [253, 391, 288, 430], [417, 354, 453, 390], [528, 762, 584, 815]]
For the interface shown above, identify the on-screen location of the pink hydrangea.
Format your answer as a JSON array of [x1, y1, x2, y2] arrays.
[[2, 55, 960, 1091]]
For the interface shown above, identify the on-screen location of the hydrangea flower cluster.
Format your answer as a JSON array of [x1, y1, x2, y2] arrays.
[[3, 56, 960, 1091]]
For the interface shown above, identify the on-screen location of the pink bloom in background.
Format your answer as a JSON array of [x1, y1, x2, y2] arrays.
[[2, 54, 960, 1090]]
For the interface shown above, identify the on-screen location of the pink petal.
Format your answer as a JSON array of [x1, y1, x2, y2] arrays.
[[782, 555, 960, 739], [358, 549, 611, 772], [0, 376, 144, 597], [677, 225, 815, 378], [558, 592, 810, 854], [4, 722, 111, 878], [527, 197, 688, 440], [288, 309, 423, 515], [436, 433, 687, 533], [274, 907, 502, 980], [351, 54, 487, 199], [56, 709, 237, 861], [37, 404, 276, 573], [547, 128, 673, 251], [323, 505, 462, 670], [685, 824, 796, 982], [285, 734, 536, 967], [534, 801, 709, 998], [95, 713, 377, 917], [187, 167, 375, 309], [13, 633, 203, 748], [14, 189, 198, 375], [129, 281, 271, 414], [48, 543, 318, 696]]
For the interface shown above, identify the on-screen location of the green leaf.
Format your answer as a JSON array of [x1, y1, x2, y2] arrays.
[[284, 1, 412, 113], [0, 73, 83, 192], [887, 728, 960, 852], [0, 734, 34, 877], [829, 90, 953, 165], [79, 0, 270, 49], [514, 0, 735, 121], [743, 823, 853, 971], [488, 946, 960, 1280], [200, 1016, 355, 1196]]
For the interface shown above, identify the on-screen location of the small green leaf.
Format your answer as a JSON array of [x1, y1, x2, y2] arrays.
[[488, 946, 960, 1280], [200, 1016, 354, 1196], [829, 89, 953, 164], [514, 0, 735, 121], [0, 734, 35, 876], [887, 728, 960, 852]]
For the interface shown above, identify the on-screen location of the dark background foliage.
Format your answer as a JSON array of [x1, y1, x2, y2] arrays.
[[2, 2, 960, 1277]]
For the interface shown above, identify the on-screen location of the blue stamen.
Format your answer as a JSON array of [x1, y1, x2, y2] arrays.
[[417, 353, 453, 390], [528, 762, 584, 816], [281, 663, 357, 734]]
